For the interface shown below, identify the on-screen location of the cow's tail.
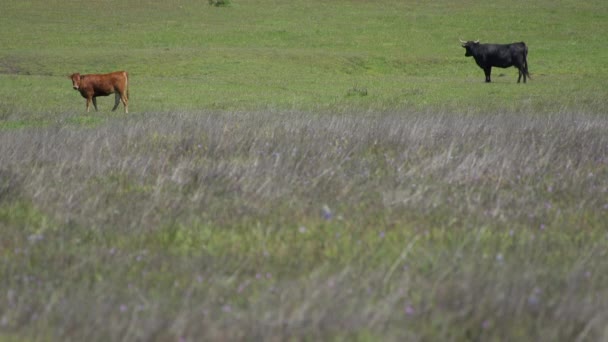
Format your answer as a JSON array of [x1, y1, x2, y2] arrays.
[[523, 43, 531, 80]]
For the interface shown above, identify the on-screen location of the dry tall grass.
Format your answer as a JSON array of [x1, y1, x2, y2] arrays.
[[1, 109, 607, 340]]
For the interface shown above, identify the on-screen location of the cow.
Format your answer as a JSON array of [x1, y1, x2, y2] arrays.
[[69, 71, 129, 113], [460, 40, 530, 83]]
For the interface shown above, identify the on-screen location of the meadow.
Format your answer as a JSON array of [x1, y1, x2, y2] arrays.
[[1, 0, 608, 341]]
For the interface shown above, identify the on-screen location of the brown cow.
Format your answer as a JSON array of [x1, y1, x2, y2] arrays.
[[69, 71, 129, 113]]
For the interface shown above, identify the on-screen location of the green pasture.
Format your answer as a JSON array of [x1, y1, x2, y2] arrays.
[[1, 0, 607, 115]]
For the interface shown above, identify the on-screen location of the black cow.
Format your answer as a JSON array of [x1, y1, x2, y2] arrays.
[[460, 40, 530, 83]]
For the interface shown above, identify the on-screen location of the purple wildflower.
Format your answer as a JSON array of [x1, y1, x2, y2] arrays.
[[528, 295, 540, 306], [321, 205, 333, 220], [404, 305, 415, 316], [237, 281, 250, 293]]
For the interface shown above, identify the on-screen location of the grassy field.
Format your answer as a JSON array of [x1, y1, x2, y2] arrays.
[[1, 0, 607, 115], [1, 0, 608, 341]]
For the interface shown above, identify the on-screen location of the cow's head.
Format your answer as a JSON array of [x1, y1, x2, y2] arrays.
[[69, 73, 81, 90], [460, 39, 480, 56]]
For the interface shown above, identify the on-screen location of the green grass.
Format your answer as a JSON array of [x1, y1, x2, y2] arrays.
[[1, 0, 608, 340], [1, 0, 607, 114]]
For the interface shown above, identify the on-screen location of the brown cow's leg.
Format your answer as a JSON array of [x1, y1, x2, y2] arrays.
[[86, 97, 92, 112], [120, 91, 128, 113], [92, 97, 99, 111]]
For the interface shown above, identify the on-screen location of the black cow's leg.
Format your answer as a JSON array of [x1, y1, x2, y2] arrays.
[[518, 68, 523, 83], [484, 67, 492, 83]]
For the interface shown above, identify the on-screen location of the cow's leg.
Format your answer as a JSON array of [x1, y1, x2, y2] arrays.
[[518, 67, 523, 83], [92, 97, 99, 111], [112, 93, 121, 111], [113, 89, 129, 113], [484, 67, 492, 83], [86, 97, 92, 112], [121, 92, 129, 113]]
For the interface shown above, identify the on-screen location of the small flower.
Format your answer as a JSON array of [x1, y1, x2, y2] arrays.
[[482, 319, 491, 329], [528, 287, 541, 306], [27, 234, 44, 244], [237, 281, 250, 293], [222, 305, 232, 313], [379, 231, 386, 239], [298, 226, 307, 234], [321, 205, 333, 220], [119, 304, 128, 313], [527, 295, 540, 306], [404, 305, 415, 316], [540, 224, 546, 231], [496, 253, 504, 263]]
